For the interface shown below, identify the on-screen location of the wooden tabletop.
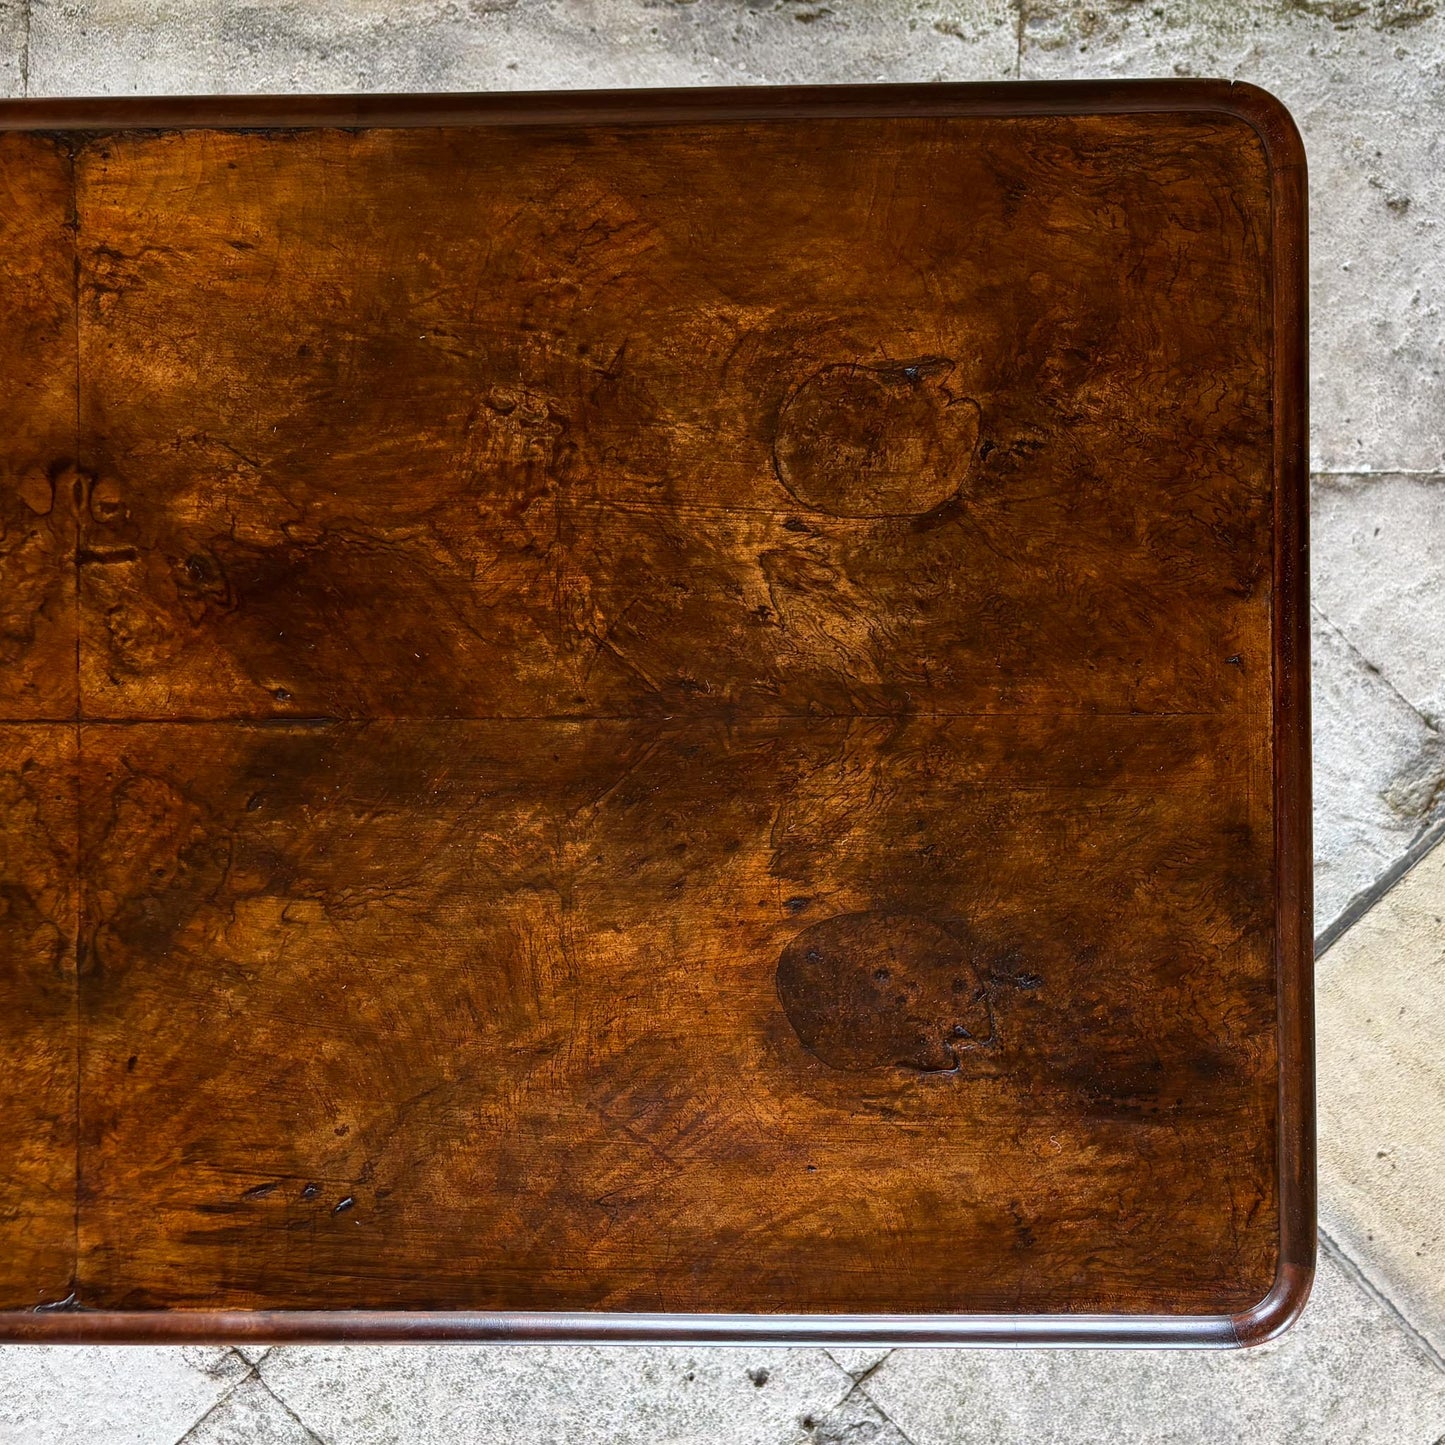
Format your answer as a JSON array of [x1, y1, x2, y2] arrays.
[[0, 80, 1311, 1346]]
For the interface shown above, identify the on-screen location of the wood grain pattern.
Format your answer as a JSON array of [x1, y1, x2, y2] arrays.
[[0, 726, 76, 1305], [0, 136, 77, 718], [0, 133, 79, 1308], [75, 712, 1274, 1313], [0, 86, 1309, 1336]]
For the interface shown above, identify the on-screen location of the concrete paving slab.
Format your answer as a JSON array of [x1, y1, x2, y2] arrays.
[[25, 0, 1018, 97], [257, 1344, 856, 1445], [1319, 835, 1445, 1360], [1314, 471, 1445, 728], [178, 1375, 320, 1445], [0, 0, 25, 96], [861, 1248, 1445, 1445], [0, 1346, 249, 1445], [1312, 607, 1443, 931], [1020, 0, 1445, 476]]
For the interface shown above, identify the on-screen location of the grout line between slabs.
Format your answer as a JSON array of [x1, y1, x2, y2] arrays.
[[170, 1357, 332, 1445], [824, 1350, 919, 1443], [852, 1377, 922, 1445], [1310, 602, 1439, 735], [170, 1362, 257, 1445], [253, 1371, 333, 1445], [1319, 1229, 1445, 1375], [826, 1348, 893, 1406], [1311, 595, 1445, 954], [1316, 809, 1445, 958], [1014, 0, 1026, 79]]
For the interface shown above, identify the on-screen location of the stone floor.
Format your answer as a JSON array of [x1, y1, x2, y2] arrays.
[[2, 1, 1443, 1440]]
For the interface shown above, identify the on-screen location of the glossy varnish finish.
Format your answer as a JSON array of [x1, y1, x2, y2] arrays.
[[0, 82, 1310, 1343]]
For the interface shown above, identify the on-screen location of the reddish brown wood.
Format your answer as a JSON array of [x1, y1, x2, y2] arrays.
[[0, 81, 1311, 1344], [0, 135, 79, 1312], [0, 136, 76, 718]]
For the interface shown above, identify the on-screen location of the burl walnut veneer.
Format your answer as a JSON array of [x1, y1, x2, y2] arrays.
[[0, 81, 1310, 1346]]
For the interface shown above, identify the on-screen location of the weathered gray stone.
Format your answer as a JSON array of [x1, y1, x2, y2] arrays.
[[1021, 0, 1445, 476], [179, 1375, 320, 1445], [26, 0, 1018, 97], [0, 1346, 249, 1445], [1312, 604, 1442, 931], [1310, 468, 1445, 936], [0, 0, 25, 96], [257, 1344, 857, 1445], [1319, 835, 1445, 1361], [801, 1388, 914, 1445], [1314, 471, 1445, 727], [862, 1248, 1445, 1445]]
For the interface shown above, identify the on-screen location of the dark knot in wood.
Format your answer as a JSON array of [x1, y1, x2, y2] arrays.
[[772, 358, 980, 519], [776, 910, 994, 1073]]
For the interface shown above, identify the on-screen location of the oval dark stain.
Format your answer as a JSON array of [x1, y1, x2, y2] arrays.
[[772, 358, 980, 519], [776, 911, 993, 1073]]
